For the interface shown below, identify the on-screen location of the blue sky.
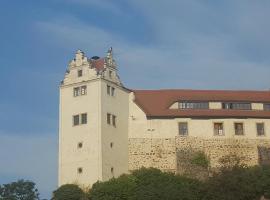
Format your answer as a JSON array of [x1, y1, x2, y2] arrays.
[[0, 0, 270, 198]]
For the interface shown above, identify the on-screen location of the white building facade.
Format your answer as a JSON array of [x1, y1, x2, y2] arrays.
[[59, 49, 270, 187]]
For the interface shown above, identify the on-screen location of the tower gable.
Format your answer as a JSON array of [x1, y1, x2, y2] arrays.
[[61, 48, 122, 86]]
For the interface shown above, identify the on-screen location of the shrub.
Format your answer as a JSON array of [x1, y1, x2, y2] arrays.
[[52, 184, 86, 200]]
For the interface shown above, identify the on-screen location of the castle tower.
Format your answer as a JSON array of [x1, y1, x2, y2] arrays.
[[59, 48, 130, 187]]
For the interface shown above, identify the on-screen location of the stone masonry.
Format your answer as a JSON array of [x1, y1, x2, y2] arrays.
[[128, 137, 270, 174]]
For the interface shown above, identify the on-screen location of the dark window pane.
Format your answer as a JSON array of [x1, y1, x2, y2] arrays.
[[257, 123, 265, 136], [81, 113, 87, 124], [264, 104, 270, 111], [78, 70, 83, 77], [107, 113, 111, 124], [112, 115, 116, 127], [179, 122, 188, 136], [234, 123, 244, 135], [214, 123, 224, 136], [73, 115, 80, 126], [107, 85, 111, 95]]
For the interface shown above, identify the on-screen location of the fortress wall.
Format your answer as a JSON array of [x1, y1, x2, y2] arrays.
[[128, 137, 270, 173]]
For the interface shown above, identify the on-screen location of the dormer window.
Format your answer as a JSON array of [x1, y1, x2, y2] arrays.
[[264, 104, 270, 111], [222, 102, 251, 110], [178, 102, 209, 109], [78, 70, 83, 77]]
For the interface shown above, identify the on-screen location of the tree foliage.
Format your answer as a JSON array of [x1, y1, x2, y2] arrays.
[[89, 168, 202, 200], [0, 179, 39, 200], [202, 165, 270, 200], [52, 184, 86, 200]]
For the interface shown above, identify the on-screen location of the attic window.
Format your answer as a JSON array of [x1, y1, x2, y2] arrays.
[[78, 70, 83, 77], [179, 102, 209, 109], [222, 102, 251, 110]]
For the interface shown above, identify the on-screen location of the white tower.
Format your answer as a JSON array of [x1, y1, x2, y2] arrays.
[[58, 48, 130, 187]]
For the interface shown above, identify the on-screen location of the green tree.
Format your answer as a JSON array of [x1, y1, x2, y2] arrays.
[[89, 168, 202, 200], [202, 165, 270, 200], [0, 179, 39, 200], [52, 184, 86, 200]]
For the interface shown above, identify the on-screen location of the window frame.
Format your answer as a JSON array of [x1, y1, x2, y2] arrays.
[[81, 113, 87, 124], [178, 122, 188, 136], [73, 115, 80, 126], [256, 123, 265, 136], [264, 103, 270, 111], [107, 113, 111, 125], [213, 122, 225, 136], [77, 70, 83, 77], [234, 122, 245, 136]]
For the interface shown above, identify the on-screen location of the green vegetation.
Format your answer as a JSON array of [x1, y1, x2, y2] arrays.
[[2, 164, 270, 200], [0, 179, 40, 200], [52, 184, 87, 200], [190, 151, 209, 168]]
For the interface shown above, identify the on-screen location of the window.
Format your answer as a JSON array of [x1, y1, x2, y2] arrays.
[[78, 70, 83, 77], [107, 113, 111, 124], [179, 102, 209, 109], [110, 142, 113, 148], [112, 115, 116, 127], [234, 123, 244, 135], [111, 167, 114, 174], [77, 167, 83, 174], [222, 103, 251, 110], [214, 123, 224, 136], [81, 113, 87, 124], [73, 115, 80, 126], [107, 85, 111, 95], [111, 87, 115, 96], [81, 86, 87, 95], [179, 122, 188, 136], [107, 85, 115, 96], [73, 86, 87, 97], [73, 113, 87, 126], [109, 70, 112, 78], [78, 142, 83, 149], [257, 123, 265, 136], [264, 104, 270, 111]]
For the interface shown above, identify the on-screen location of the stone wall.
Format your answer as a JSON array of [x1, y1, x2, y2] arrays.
[[128, 137, 270, 174]]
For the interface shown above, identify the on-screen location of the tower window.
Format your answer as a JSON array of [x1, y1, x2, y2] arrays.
[[107, 85, 115, 96], [112, 115, 116, 127], [78, 142, 83, 149], [257, 123, 265, 136], [214, 123, 224, 136], [179, 122, 188, 136], [73, 115, 80, 126], [73, 85, 87, 97], [109, 70, 112, 78], [78, 70, 83, 77], [107, 113, 111, 124], [73, 113, 87, 126], [111, 87, 115, 96], [81, 113, 87, 124], [77, 167, 83, 174], [81, 86, 87, 95], [234, 123, 244, 135]]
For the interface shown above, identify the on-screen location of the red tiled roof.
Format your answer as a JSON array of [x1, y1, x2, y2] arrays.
[[91, 58, 105, 72], [132, 89, 270, 118]]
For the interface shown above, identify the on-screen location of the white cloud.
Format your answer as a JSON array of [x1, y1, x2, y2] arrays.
[[35, 1, 270, 90], [0, 132, 58, 199]]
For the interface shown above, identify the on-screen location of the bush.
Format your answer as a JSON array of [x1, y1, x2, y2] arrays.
[[52, 184, 86, 200], [89, 168, 202, 200]]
